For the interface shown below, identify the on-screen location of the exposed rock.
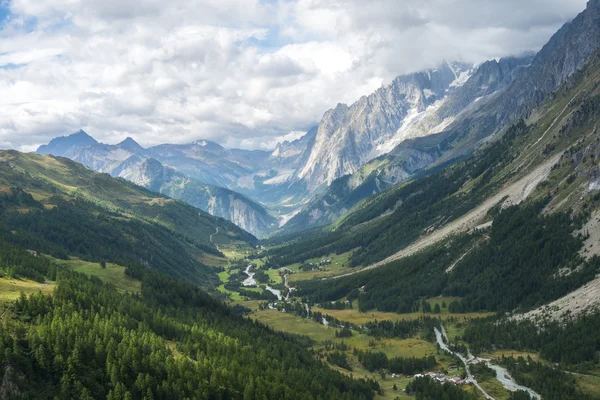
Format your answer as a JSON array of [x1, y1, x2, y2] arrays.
[[293, 62, 474, 191]]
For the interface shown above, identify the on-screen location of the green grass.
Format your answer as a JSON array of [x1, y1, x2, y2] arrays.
[[218, 270, 230, 283], [575, 371, 600, 397], [219, 245, 255, 261], [238, 298, 488, 399], [478, 378, 511, 400], [200, 252, 229, 268], [253, 309, 437, 358], [480, 350, 540, 362], [331, 360, 413, 399], [444, 323, 468, 343], [285, 249, 357, 283], [253, 310, 337, 342], [50, 257, 141, 293], [265, 269, 283, 284], [217, 285, 243, 300], [216, 271, 242, 300], [0, 151, 254, 254], [0, 277, 55, 302]]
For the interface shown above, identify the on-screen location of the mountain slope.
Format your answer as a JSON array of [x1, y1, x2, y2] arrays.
[[0, 150, 255, 286], [266, 44, 600, 272], [115, 157, 278, 237], [0, 222, 378, 400], [279, 56, 534, 234], [284, 48, 600, 320], [292, 62, 474, 191], [373, 0, 600, 190], [280, 0, 600, 235], [36, 134, 277, 236]]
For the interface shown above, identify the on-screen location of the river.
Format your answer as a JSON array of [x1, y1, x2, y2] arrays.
[[265, 286, 283, 300], [486, 364, 540, 399], [242, 265, 256, 286], [242, 266, 284, 300], [434, 327, 493, 399], [434, 327, 540, 400]]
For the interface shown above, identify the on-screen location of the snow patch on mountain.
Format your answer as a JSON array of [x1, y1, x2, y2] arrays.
[[292, 61, 474, 190]]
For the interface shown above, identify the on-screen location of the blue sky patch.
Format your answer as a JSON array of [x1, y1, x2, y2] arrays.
[[0, 1, 11, 25], [0, 63, 26, 70]]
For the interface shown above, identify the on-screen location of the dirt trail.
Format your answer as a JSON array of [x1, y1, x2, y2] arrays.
[[333, 153, 561, 279]]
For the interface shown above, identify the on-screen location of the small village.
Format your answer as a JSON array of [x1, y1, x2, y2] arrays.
[[413, 371, 466, 386]]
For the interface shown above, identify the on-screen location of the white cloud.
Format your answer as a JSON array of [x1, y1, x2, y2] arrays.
[[0, 0, 589, 151]]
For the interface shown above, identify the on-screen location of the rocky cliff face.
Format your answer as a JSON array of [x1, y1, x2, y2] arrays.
[[279, 145, 442, 235], [292, 62, 473, 191], [279, 56, 533, 233], [443, 0, 600, 145]]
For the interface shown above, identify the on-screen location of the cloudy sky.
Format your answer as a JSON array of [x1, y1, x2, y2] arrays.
[[0, 0, 589, 151]]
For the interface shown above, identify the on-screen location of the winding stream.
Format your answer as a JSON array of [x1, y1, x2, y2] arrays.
[[242, 265, 256, 286], [241, 266, 285, 300], [434, 328, 492, 399], [434, 327, 540, 400]]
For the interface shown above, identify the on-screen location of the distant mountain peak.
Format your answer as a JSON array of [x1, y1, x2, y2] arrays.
[[72, 129, 93, 138], [118, 137, 144, 152], [37, 129, 98, 156], [188, 139, 225, 152], [62, 129, 97, 143]]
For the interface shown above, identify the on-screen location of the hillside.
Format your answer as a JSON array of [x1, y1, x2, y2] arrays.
[[0, 150, 255, 286], [219, 47, 600, 400], [0, 151, 384, 399], [115, 157, 278, 237]]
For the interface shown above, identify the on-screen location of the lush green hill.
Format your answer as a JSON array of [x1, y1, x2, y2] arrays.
[[0, 150, 255, 287]]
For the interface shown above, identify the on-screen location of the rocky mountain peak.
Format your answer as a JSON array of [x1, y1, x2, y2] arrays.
[[292, 61, 474, 190], [118, 137, 144, 152], [37, 129, 98, 156]]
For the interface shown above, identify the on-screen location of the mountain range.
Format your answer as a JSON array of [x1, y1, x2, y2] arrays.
[[38, 131, 280, 237], [270, 0, 600, 312], [36, 0, 600, 241]]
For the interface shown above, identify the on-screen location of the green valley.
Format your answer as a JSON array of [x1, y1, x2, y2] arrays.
[[4, 1, 600, 399]]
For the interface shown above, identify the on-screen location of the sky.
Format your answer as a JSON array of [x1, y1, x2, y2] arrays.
[[0, 0, 589, 152]]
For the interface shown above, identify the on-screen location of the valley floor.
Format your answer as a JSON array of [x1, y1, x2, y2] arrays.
[[214, 242, 598, 399]]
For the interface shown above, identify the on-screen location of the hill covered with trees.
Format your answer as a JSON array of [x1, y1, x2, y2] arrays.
[[0, 151, 256, 286]]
